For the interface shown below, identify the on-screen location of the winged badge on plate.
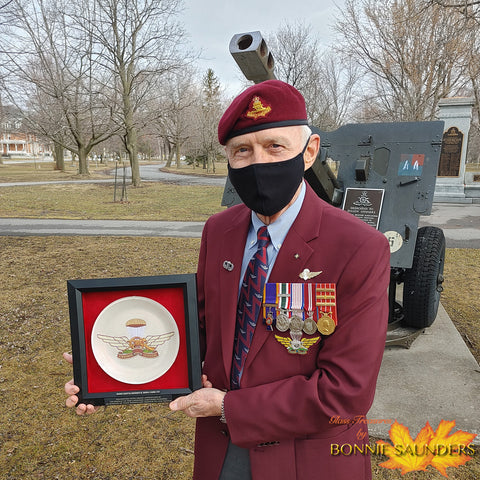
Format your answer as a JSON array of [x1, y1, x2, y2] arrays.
[[97, 332, 175, 359]]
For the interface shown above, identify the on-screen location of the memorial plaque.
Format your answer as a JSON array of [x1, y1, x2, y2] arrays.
[[438, 126, 463, 177], [342, 188, 385, 229]]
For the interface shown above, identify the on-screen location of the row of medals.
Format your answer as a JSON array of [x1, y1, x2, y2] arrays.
[[273, 310, 335, 336]]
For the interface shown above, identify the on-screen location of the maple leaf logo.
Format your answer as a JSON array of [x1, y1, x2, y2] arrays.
[[377, 421, 434, 474], [377, 420, 476, 477], [428, 420, 477, 477]]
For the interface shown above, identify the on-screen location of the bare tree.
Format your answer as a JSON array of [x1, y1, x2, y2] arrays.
[[197, 69, 223, 173], [310, 52, 361, 130], [268, 22, 324, 124], [427, 0, 480, 21], [335, 0, 471, 122], [0, 0, 118, 174], [268, 22, 317, 91], [423, 0, 480, 150], [80, 0, 189, 186], [155, 68, 199, 168], [268, 21, 360, 130]]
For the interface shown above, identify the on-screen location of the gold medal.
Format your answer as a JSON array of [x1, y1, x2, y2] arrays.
[[317, 312, 336, 335]]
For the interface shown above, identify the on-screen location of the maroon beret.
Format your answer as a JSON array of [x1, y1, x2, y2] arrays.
[[218, 79, 308, 145]]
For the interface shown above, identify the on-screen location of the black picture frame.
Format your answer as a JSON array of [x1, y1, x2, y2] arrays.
[[67, 274, 202, 406]]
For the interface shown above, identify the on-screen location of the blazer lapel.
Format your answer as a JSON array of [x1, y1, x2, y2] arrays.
[[217, 209, 251, 382]]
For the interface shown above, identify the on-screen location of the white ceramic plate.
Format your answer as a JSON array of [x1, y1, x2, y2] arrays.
[[91, 296, 180, 384]]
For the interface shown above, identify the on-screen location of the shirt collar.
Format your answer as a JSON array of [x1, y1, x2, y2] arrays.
[[249, 181, 306, 251]]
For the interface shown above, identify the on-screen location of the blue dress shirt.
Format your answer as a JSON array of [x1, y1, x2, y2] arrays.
[[239, 181, 306, 290]]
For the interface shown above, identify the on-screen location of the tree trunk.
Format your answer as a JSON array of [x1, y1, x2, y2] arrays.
[[207, 150, 215, 173], [53, 142, 65, 171], [175, 142, 180, 168], [77, 146, 89, 175], [122, 85, 141, 186], [124, 125, 140, 186], [165, 142, 173, 167]]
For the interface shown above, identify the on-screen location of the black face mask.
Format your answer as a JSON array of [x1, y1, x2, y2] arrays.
[[228, 140, 309, 216]]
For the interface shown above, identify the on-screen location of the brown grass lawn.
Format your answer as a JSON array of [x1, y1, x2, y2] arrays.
[[0, 237, 200, 480], [0, 182, 225, 222]]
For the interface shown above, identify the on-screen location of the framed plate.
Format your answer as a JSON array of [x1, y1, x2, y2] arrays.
[[91, 296, 180, 384], [67, 274, 201, 406]]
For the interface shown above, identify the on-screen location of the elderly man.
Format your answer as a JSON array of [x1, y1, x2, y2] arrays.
[[65, 80, 390, 480], [169, 80, 390, 479]]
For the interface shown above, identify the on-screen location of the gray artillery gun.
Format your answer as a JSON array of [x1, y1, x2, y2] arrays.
[[222, 32, 446, 347]]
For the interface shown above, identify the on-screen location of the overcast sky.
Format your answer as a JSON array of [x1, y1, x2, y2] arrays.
[[180, 0, 344, 97]]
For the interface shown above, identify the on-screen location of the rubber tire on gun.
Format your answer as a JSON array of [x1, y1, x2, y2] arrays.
[[402, 226, 445, 328]]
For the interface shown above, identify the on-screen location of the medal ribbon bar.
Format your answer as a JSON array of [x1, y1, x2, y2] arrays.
[[263, 283, 277, 331], [304, 283, 315, 320], [291, 283, 304, 319]]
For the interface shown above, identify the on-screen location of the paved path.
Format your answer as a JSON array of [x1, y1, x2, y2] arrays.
[[0, 218, 205, 237], [370, 303, 480, 444], [1, 203, 478, 246], [125, 164, 226, 186], [419, 203, 480, 248], [0, 163, 226, 187]]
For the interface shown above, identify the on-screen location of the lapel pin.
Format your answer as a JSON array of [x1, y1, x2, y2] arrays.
[[299, 268, 322, 281], [223, 260, 234, 272]]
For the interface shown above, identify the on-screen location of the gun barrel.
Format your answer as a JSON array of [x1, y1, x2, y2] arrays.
[[229, 31, 276, 84]]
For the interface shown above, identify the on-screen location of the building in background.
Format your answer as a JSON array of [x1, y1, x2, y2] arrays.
[[0, 106, 50, 157]]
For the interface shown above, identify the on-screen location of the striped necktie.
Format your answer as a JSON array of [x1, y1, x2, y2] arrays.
[[231, 226, 270, 390]]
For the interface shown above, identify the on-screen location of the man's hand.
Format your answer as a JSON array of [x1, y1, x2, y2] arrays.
[[169, 375, 226, 418], [63, 352, 100, 416]]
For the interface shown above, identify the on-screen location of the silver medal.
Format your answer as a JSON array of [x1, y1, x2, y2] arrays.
[[303, 316, 318, 335], [276, 312, 290, 332], [290, 315, 303, 333]]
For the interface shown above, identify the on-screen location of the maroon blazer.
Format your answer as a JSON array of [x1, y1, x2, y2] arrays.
[[193, 184, 390, 480]]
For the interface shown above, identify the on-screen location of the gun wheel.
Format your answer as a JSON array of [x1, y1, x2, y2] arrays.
[[402, 226, 445, 328]]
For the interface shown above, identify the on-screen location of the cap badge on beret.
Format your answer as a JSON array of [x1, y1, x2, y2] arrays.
[[245, 96, 272, 121]]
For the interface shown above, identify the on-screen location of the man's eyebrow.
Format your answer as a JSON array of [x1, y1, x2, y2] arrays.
[[264, 136, 291, 145], [226, 140, 248, 150], [227, 135, 293, 150]]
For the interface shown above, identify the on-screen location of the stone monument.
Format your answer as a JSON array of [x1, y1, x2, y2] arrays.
[[434, 97, 475, 203]]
